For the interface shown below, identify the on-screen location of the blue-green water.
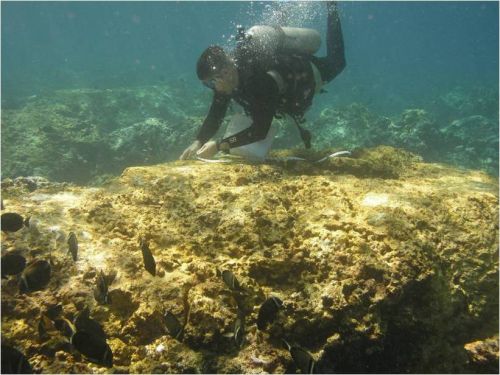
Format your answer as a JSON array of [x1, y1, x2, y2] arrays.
[[1, 1, 499, 182], [2, 1, 498, 113]]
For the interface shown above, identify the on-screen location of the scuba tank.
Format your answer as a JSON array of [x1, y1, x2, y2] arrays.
[[242, 25, 321, 57], [233, 25, 322, 151]]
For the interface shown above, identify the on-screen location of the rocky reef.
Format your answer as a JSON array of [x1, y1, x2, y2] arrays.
[[1, 84, 208, 184], [1, 146, 498, 373], [1, 84, 498, 185]]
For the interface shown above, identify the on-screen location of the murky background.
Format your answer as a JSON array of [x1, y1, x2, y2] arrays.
[[2, 1, 499, 183]]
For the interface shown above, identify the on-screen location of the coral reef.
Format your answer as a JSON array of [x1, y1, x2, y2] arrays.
[[2, 85, 498, 184], [1, 84, 207, 184], [307, 96, 498, 176], [1, 146, 498, 373]]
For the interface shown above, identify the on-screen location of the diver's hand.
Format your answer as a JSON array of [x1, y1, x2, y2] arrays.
[[196, 141, 218, 159], [180, 140, 202, 160]]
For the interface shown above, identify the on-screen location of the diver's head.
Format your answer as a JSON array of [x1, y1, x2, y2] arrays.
[[197, 45, 238, 94]]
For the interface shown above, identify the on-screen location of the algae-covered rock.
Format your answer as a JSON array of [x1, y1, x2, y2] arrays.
[[1, 146, 498, 373], [464, 336, 499, 373], [270, 145, 421, 178]]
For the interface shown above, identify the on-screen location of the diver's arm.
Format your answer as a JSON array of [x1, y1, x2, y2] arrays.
[[218, 105, 275, 150], [218, 73, 278, 150], [196, 92, 231, 144]]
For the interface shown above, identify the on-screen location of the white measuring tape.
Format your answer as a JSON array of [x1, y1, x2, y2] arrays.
[[196, 150, 351, 164]]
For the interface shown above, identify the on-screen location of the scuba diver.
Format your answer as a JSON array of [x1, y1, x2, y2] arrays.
[[180, 1, 345, 161]]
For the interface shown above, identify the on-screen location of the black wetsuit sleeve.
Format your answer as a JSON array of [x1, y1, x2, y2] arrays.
[[311, 1, 346, 83], [219, 73, 278, 149], [220, 102, 275, 149], [196, 93, 231, 144]]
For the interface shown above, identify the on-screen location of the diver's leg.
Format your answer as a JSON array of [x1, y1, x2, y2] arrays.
[[312, 1, 346, 83]]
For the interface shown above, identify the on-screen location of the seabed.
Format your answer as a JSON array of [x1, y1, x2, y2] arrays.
[[1, 146, 498, 373]]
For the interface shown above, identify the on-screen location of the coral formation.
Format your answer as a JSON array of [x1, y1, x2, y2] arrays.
[[1, 85, 498, 184], [1, 84, 208, 184], [1, 146, 498, 373]]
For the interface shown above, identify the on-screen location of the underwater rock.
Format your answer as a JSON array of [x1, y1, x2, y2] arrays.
[[1, 146, 498, 373], [121, 307, 165, 346], [1, 86, 199, 184], [108, 289, 139, 318], [464, 336, 499, 374]]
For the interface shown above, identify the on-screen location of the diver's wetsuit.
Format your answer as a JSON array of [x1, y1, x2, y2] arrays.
[[196, 3, 345, 150]]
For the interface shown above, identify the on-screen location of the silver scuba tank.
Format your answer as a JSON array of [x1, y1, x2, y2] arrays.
[[245, 25, 321, 57]]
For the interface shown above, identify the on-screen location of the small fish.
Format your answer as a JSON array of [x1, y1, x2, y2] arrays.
[[222, 314, 245, 347], [54, 317, 77, 339], [19, 259, 51, 293], [45, 303, 63, 320], [74, 307, 106, 340], [257, 296, 283, 330], [104, 269, 117, 285], [164, 310, 183, 340], [0, 344, 33, 374], [1, 252, 26, 278], [38, 313, 58, 341], [140, 237, 156, 276], [93, 270, 109, 305], [1, 212, 24, 232], [234, 314, 245, 348], [24, 216, 41, 235], [67, 232, 78, 261], [221, 269, 241, 291], [282, 340, 316, 374], [71, 331, 113, 367]]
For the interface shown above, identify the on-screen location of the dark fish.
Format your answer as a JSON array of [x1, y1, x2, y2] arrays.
[[257, 296, 283, 330], [74, 307, 106, 340], [164, 310, 183, 340], [283, 340, 316, 374], [19, 259, 51, 293], [1, 344, 33, 374], [1, 212, 24, 232], [221, 270, 241, 291], [71, 331, 113, 367], [67, 232, 78, 261], [45, 303, 63, 320], [93, 270, 109, 305], [1, 252, 26, 278], [54, 317, 77, 339], [38, 313, 58, 341], [234, 314, 245, 348], [140, 238, 156, 276], [104, 269, 117, 285]]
